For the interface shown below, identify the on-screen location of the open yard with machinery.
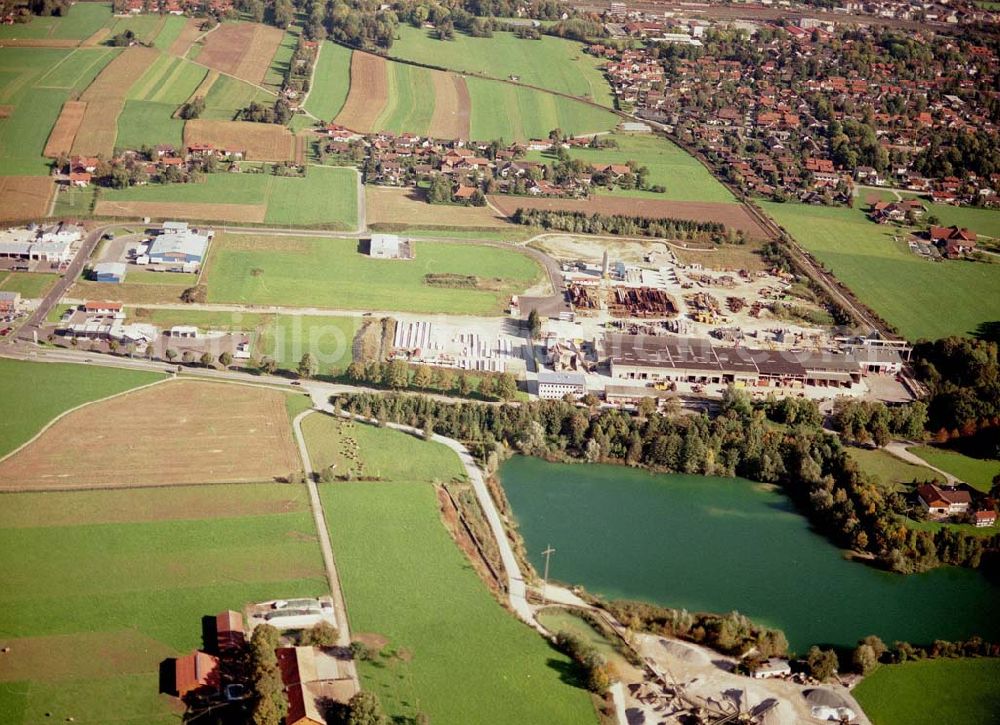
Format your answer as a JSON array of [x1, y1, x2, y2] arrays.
[[391, 26, 612, 106], [0, 483, 326, 725], [367, 185, 508, 228], [853, 658, 1000, 725], [0, 176, 54, 221], [312, 417, 597, 724], [302, 40, 352, 121], [0, 359, 162, 459], [204, 233, 543, 314], [761, 201, 1000, 340], [0, 380, 301, 489], [491, 195, 772, 240], [526, 134, 735, 203]]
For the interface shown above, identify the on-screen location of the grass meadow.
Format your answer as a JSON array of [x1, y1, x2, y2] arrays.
[[152, 15, 189, 51], [0, 359, 162, 458], [263, 28, 298, 91], [760, 201, 1000, 340], [303, 40, 352, 120], [847, 447, 936, 490], [853, 658, 1000, 725], [0, 484, 326, 725], [391, 26, 612, 106], [376, 61, 436, 135], [201, 73, 276, 119], [527, 133, 734, 203], [315, 418, 597, 725], [116, 100, 185, 149], [467, 76, 617, 141], [0, 2, 111, 40], [908, 446, 1000, 492], [257, 314, 360, 372], [204, 233, 541, 313], [0, 272, 57, 298]]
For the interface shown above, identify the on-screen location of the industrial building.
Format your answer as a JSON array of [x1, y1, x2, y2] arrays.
[[0, 224, 80, 264], [605, 334, 863, 389], [93, 262, 126, 283], [537, 370, 588, 399], [368, 233, 413, 260], [148, 222, 210, 267]]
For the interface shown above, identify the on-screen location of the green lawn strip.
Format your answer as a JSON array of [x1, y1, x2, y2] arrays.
[[466, 76, 617, 141], [203, 233, 542, 314], [323, 481, 598, 725], [107, 14, 164, 44], [102, 172, 270, 203], [124, 269, 198, 286], [263, 28, 298, 91], [527, 134, 734, 203], [257, 314, 359, 373], [147, 57, 207, 105], [127, 52, 176, 100], [0, 87, 68, 175], [0, 272, 58, 299], [536, 607, 630, 671], [263, 165, 358, 227], [852, 658, 1000, 725], [302, 40, 351, 120], [403, 227, 533, 241], [116, 100, 185, 149], [760, 201, 1000, 340], [127, 306, 271, 332], [847, 446, 937, 490], [0, 2, 112, 40], [152, 14, 189, 51], [907, 446, 1000, 492], [303, 415, 465, 482], [34, 47, 117, 91], [391, 25, 612, 106], [901, 516, 999, 538], [0, 358, 163, 458], [376, 61, 434, 136]]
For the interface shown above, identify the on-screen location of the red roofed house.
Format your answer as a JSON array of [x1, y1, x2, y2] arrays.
[[974, 510, 996, 528], [917, 484, 971, 516], [174, 651, 220, 697], [277, 647, 357, 725], [929, 225, 977, 258], [83, 301, 123, 314], [69, 172, 92, 187], [216, 610, 245, 652]]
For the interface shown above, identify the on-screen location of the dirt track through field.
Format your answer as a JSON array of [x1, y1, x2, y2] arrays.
[[0, 380, 301, 489], [94, 199, 267, 222], [335, 51, 387, 133], [184, 119, 296, 161], [44, 100, 87, 157], [488, 195, 773, 240], [73, 46, 159, 156], [0, 177, 55, 221], [428, 71, 470, 139]]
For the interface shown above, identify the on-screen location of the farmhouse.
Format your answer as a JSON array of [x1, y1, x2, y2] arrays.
[[929, 225, 977, 258], [917, 483, 972, 516], [83, 300, 123, 314], [277, 646, 358, 725], [174, 650, 220, 698], [93, 262, 126, 283], [538, 370, 587, 399], [216, 609, 245, 652]]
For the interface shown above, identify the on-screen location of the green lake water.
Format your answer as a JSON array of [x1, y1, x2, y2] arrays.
[[501, 456, 1000, 652]]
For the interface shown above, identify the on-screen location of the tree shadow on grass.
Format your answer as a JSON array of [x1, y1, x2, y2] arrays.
[[973, 321, 1000, 344], [546, 657, 589, 690]]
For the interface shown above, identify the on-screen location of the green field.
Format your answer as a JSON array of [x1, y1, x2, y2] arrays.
[[320, 431, 597, 724], [925, 203, 1000, 239], [0, 484, 326, 725], [106, 14, 164, 44], [34, 46, 117, 91], [853, 658, 1000, 725], [152, 14, 189, 51], [127, 55, 207, 105], [204, 233, 542, 314], [376, 61, 435, 135], [0, 358, 162, 458], [201, 73, 276, 120], [391, 26, 612, 106], [467, 76, 618, 141], [848, 446, 936, 490], [128, 306, 270, 331], [51, 183, 97, 216], [303, 415, 466, 482], [908, 446, 1000, 492], [263, 165, 358, 227], [0, 2, 112, 40], [0, 272, 57, 298], [263, 28, 298, 91], [303, 40, 352, 120], [116, 100, 185, 149], [527, 133, 734, 203], [125, 269, 198, 286], [258, 314, 359, 373], [760, 201, 1000, 340]]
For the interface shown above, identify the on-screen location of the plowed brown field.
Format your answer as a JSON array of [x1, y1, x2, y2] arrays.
[[488, 195, 773, 240], [334, 51, 387, 133], [167, 18, 203, 57], [44, 100, 86, 157], [368, 186, 508, 227], [184, 119, 296, 161], [0, 380, 301, 489], [428, 70, 470, 139], [197, 22, 283, 85], [0, 177, 55, 221]]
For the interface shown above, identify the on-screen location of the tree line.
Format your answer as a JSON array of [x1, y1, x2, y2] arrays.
[[511, 208, 730, 242], [332, 389, 999, 573]]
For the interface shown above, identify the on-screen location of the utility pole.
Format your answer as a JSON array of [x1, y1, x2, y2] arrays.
[[541, 544, 556, 603]]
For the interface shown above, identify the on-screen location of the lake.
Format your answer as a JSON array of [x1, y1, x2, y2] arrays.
[[501, 456, 1000, 651]]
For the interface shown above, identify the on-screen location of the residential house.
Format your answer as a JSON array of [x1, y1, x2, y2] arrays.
[[917, 483, 972, 516], [174, 651, 220, 698]]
